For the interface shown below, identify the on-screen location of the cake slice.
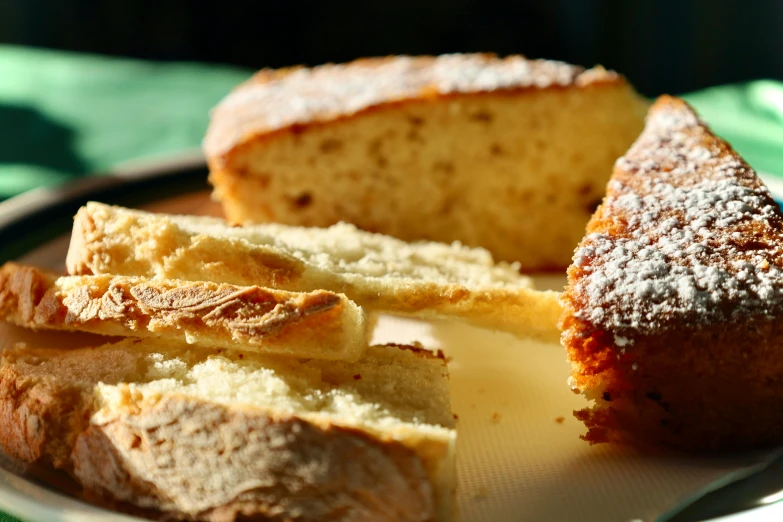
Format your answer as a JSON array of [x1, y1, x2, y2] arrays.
[[66, 202, 562, 342], [205, 53, 647, 270], [560, 95, 783, 451], [0, 338, 456, 521], [0, 262, 366, 361]]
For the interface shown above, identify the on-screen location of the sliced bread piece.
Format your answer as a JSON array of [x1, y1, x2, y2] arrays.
[[205, 53, 648, 270], [561, 96, 783, 451], [0, 338, 456, 521], [67, 201, 562, 342], [0, 262, 366, 361]]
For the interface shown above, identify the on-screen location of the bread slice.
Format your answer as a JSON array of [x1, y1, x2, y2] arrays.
[[67, 201, 562, 342], [560, 96, 783, 451], [205, 53, 647, 270], [0, 338, 456, 521], [0, 262, 366, 361]]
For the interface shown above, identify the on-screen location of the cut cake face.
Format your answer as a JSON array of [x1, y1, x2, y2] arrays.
[[205, 54, 647, 270], [561, 95, 783, 451]]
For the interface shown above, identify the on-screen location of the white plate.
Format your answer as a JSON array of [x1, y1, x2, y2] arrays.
[[0, 168, 781, 522]]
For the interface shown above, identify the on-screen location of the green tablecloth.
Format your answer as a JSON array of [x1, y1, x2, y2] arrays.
[[683, 80, 783, 177], [0, 45, 251, 198], [1, 45, 783, 522]]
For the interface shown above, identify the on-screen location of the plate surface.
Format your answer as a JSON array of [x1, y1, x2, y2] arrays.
[[0, 164, 782, 522]]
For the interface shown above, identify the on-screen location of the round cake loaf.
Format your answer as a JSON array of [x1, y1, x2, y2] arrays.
[[205, 53, 648, 270]]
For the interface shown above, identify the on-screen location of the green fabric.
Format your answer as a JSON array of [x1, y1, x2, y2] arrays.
[[0, 44, 252, 198], [682, 80, 783, 177], [0, 45, 252, 522], [2, 46, 783, 522]]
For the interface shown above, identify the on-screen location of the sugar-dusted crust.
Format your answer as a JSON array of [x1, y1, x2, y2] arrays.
[[204, 53, 622, 164], [0, 340, 456, 521], [67, 203, 562, 342], [0, 263, 367, 361], [563, 96, 783, 335], [561, 96, 783, 450]]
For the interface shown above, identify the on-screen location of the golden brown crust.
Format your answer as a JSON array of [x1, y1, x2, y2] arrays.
[[0, 344, 145, 469], [204, 53, 624, 165], [74, 396, 438, 522], [0, 364, 66, 466], [561, 96, 783, 450], [0, 263, 367, 361]]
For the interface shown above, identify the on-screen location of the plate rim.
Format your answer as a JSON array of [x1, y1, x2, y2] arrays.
[[0, 151, 209, 264]]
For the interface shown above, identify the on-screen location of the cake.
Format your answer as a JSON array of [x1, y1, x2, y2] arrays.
[[0, 262, 367, 361], [561, 95, 783, 451], [67, 202, 563, 342], [0, 338, 456, 521], [205, 53, 648, 270]]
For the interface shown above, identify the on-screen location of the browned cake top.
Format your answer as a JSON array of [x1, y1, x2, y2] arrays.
[[204, 53, 621, 159], [565, 96, 783, 336]]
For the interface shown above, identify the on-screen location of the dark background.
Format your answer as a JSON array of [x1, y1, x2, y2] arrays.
[[1, 0, 781, 97]]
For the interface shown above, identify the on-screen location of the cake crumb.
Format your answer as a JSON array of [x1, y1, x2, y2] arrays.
[[472, 486, 490, 499], [555, 416, 565, 424], [491, 412, 502, 423]]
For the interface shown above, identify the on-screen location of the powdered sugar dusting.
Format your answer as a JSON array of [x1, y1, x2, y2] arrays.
[[569, 97, 783, 334], [205, 54, 618, 157]]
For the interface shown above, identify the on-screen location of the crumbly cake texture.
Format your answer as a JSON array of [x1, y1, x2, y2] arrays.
[[0, 339, 456, 521], [67, 202, 563, 342], [205, 53, 647, 269], [0, 263, 366, 361], [204, 54, 620, 159], [561, 95, 783, 451]]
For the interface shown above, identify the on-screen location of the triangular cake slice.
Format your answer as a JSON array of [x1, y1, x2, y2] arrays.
[[561, 95, 783, 451]]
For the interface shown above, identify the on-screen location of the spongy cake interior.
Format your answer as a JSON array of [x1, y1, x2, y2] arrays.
[[210, 85, 646, 269], [4, 338, 455, 438], [85, 201, 530, 289], [99, 340, 454, 437]]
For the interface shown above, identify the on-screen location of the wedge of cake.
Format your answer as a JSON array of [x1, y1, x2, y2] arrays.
[[0, 338, 456, 521], [66, 202, 563, 342], [561, 95, 783, 451], [205, 53, 647, 270], [0, 262, 366, 361]]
